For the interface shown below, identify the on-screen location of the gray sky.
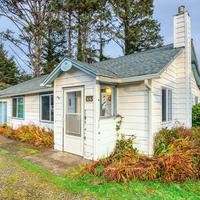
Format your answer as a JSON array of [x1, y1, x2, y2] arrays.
[[0, 0, 199, 73]]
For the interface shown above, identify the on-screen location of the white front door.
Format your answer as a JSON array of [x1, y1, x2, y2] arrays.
[[64, 87, 84, 156]]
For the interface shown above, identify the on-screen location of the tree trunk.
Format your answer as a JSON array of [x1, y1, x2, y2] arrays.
[[67, 10, 72, 57]]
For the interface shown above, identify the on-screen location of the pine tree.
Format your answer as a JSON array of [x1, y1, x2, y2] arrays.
[[0, 43, 20, 89], [110, 0, 163, 55], [42, 5, 67, 74]]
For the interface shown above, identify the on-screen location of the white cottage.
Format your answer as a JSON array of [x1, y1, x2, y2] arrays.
[[0, 6, 200, 159]]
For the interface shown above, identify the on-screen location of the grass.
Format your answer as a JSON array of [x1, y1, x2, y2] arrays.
[[0, 149, 200, 199]]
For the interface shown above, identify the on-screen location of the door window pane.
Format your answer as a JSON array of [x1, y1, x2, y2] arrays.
[[67, 91, 81, 113], [66, 91, 81, 136]]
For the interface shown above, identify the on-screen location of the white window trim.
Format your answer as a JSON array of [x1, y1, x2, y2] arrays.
[[12, 96, 24, 119], [40, 93, 54, 123], [161, 87, 172, 124], [100, 85, 117, 119]]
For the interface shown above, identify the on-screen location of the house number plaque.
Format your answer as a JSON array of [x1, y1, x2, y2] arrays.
[[86, 96, 93, 102]]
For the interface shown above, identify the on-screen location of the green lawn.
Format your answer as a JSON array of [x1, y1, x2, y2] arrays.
[[0, 149, 200, 200]]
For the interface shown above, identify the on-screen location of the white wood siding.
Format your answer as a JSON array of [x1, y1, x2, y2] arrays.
[[152, 61, 177, 135], [54, 68, 96, 159], [117, 82, 149, 154], [0, 95, 53, 130]]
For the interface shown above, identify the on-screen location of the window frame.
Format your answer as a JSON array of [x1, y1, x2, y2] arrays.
[[12, 96, 24, 119], [100, 85, 117, 118], [161, 87, 173, 123], [40, 93, 54, 123]]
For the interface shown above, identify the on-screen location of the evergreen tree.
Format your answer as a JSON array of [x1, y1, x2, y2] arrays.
[[0, 43, 20, 89], [110, 0, 163, 55], [42, 7, 67, 74]]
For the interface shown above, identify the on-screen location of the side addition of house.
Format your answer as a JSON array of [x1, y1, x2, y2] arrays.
[[0, 5, 200, 160]]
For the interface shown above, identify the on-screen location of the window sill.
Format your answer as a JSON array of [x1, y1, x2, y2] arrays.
[[11, 117, 24, 120], [40, 120, 54, 124], [100, 115, 116, 120], [161, 121, 173, 126]]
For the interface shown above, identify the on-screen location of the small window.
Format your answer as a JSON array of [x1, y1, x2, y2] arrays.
[[162, 88, 172, 122], [100, 86, 116, 117], [12, 97, 24, 119], [195, 96, 199, 105], [40, 94, 54, 122]]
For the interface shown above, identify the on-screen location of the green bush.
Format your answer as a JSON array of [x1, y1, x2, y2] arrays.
[[192, 103, 200, 127]]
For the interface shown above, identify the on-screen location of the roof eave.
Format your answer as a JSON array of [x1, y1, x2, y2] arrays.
[[41, 58, 97, 86], [96, 73, 160, 84], [0, 88, 53, 98]]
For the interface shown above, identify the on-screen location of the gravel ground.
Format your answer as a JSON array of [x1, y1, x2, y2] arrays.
[[0, 156, 80, 200]]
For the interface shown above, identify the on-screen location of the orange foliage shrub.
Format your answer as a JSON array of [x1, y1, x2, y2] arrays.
[[85, 127, 200, 183], [0, 124, 53, 148], [159, 153, 199, 182]]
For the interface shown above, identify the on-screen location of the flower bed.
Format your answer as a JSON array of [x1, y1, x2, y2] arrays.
[[84, 127, 200, 183], [0, 124, 54, 148]]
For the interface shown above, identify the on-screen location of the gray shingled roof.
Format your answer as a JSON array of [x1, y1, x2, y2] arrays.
[[90, 44, 182, 78], [0, 75, 53, 97], [66, 44, 182, 78], [0, 44, 182, 97]]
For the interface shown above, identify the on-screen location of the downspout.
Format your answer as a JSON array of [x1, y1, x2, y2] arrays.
[[144, 80, 153, 156]]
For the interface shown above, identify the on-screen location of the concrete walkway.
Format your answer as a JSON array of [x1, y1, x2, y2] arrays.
[[0, 136, 88, 175]]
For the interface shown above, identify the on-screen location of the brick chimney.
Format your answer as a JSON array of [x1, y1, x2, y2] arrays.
[[173, 5, 192, 127]]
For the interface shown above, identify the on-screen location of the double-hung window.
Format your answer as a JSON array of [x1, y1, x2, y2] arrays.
[[12, 97, 24, 119], [40, 94, 54, 122], [162, 88, 172, 122], [100, 86, 116, 117]]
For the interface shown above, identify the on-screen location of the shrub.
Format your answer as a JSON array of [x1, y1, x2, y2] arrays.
[[0, 125, 15, 139], [159, 153, 199, 182], [103, 158, 160, 183], [0, 124, 54, 148], [15, 125, 54, 147], [85, 127, 200, 183], [192, 103, 200, 126]]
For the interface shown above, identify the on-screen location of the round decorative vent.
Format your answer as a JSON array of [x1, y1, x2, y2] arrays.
[[61, 61, 72, 71]]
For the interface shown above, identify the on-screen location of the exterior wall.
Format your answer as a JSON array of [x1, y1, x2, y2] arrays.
[[0, 94, 53, 130], [54, 68, 96, 159], [152, 60, 177, 135], [191, 72, 200, 104], [117, 82, 149, 154]]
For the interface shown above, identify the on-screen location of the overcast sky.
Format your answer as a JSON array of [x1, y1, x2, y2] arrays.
[[0, 0, 199, 73]]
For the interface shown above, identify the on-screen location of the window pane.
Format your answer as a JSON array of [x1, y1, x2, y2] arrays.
[[162, 89, 166, 122], [41, 96, 50, 121], [12, 98, 17, 117], [100, 86, 112, 117], [51, 95, 54, 121], [18, 98, 24, 118], [67, 91, 81, 113], [168, 90, 172, 121]]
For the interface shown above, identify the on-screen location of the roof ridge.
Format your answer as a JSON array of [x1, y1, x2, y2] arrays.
[[91, 44, 176, 67]]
